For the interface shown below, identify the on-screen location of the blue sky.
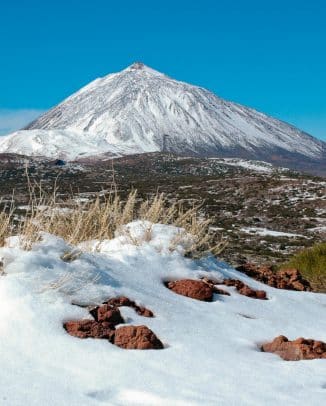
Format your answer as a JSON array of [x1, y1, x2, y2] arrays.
[[1, 0, 325, 140]]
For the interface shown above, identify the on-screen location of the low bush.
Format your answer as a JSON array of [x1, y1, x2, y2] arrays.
[[281, 243, 326, 292]]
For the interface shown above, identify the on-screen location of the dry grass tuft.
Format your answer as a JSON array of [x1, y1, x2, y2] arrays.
[[0, 175, 226, 257], [0, 199, 15, 247]]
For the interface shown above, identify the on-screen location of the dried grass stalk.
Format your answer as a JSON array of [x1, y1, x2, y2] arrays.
[[0, 175, 226, 257]]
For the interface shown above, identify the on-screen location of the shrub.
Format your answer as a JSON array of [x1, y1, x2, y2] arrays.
[[281, 243, 326, 292]]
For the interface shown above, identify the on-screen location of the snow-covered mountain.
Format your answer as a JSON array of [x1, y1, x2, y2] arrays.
[[0, 62, 325, 172]]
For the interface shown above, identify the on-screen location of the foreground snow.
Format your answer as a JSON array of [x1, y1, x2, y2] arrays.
[[0, 222, 325, 405]]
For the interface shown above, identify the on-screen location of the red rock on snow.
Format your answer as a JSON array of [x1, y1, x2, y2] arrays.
[[261, 335, 326, 361], [236, 263, 311, 291], [223, 279, 267, 300], [114, 325, 164, 350], [166, 279, 214, 301], [90, 304, 124, 326], [64, 298, 161, 350], [64, 320, 115, 340], [106, 296, 154, 317], [200, 277, 231, 296]]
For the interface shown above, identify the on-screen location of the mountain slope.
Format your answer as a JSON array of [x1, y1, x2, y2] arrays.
[[0, 63, 325, 173]]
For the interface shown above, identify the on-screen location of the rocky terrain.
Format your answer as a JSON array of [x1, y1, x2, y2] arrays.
[[0, 152, 324, 267]]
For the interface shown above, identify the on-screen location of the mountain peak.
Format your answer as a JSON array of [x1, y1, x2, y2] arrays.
[[128, 62, 146, 70], [123, 62, 165, 77]]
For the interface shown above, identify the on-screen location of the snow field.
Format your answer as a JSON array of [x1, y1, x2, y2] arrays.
[[0, 221, 325, 405]]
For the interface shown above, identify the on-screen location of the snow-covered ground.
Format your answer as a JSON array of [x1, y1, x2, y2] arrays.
[[0, 222, 325, 405], [308, 226, 326, 234], [209, 158, 283, 173], [241, 227, 306, 238]]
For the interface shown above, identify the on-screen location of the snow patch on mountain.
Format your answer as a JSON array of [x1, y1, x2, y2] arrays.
[[209, 158, 289, 173], [0, 129, 148, 160]]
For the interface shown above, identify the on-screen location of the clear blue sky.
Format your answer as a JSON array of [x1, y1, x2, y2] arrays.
[[1, 0, 325, 140]]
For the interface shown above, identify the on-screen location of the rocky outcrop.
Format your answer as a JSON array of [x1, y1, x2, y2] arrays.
[[166, 279, 214, 301], [261, 335, 326, 361], [114, 325, 164, 350], [223, 279, 267, 300], [236, 263, 311, 291]]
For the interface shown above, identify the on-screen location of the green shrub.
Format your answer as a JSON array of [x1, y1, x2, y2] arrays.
[[281, 243, 326, 292]]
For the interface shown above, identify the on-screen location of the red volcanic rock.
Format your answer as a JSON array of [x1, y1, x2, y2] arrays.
[[107, 296, 133, 307], [90, 305, 124, 326], [255, 290, 268, 300], [138, 307, 153, 317], [166, 279, 214, 301], [236, 263, 311, 291], [107, 296, 154, 317], [277, 268, 311, 291], [64, 320, 115, 340], [114, 325, 164, 350], [200, 277, 230, 296], [64, 298, 159, 347], [261, 335, 326, 361], [223, 279, 267, 300]]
